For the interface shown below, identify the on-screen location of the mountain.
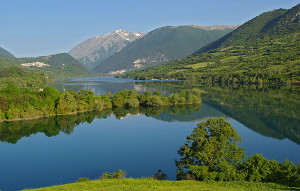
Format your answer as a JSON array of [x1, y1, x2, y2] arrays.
[[17, 53, 90, 78], [69, 30, 144, 69], [94, 25, 237, 74], [194, 5, 300, 54], [121, 4, 300, 84], [0, 47, 15, 58]]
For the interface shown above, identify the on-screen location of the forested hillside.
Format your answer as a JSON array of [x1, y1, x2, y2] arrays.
[[0, 67, 52, 89], [120, 4, 300, 85]]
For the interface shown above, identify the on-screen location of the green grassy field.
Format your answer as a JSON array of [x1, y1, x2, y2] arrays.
[[23, 178, 299, 191]]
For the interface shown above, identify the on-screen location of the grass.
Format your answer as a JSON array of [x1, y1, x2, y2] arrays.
[[185, 62, 212, 69], [23, 178, 300, 191]]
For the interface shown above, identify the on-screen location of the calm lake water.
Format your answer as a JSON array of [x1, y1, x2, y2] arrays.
[[0, 77, 299, 191]]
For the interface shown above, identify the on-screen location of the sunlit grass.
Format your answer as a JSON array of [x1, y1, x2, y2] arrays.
[[23, 178, 299, 191]]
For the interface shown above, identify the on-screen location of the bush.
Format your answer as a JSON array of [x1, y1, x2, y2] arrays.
[[146, 95, 164, 107], [76, 177, 90, 182], [152, 170, 168, 180], [126, 98, 140, 108], [168, 94, 179, 105], [112, 93, 126, 108], [153, 90, 161, 97], [100, 170, 127, 180]]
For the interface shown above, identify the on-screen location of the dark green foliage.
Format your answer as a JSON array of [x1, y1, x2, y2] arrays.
[[76, 177, 90, 182], [100, 170, 126, 180], [176, 118, 300, 185], [94, 26, 235, 73], [239, 154, 300, 184], [176, 118, 245, 181], [120, 5, 300, 85], [152, 170, 168, 180]]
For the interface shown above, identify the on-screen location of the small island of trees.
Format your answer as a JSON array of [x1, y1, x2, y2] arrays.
[[0, 85, 201, 122]]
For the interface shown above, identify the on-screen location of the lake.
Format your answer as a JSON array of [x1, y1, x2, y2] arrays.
[[0, 77, 299, 191]]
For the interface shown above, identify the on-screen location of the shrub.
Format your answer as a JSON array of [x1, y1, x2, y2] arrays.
[[76, 177, 90, 182], [146, 95, 164, 107], [152, 170, 168, 180], [126, 98, 140, 108], [100, 170, 126, 180], [153, 90, 161, 97]]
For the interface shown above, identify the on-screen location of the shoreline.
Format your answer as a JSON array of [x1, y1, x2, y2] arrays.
[[0, 102, 201, 123]]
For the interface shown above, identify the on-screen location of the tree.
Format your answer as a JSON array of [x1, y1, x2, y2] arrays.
[[152, 170, 168, 180], [175, 118, 245, 181], [126, 98, 139, 108]]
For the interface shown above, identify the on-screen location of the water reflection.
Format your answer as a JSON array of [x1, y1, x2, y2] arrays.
[[137, 81, 300, 145], [1, 104, 221, 144]]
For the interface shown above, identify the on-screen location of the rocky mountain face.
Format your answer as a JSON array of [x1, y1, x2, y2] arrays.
[[93, 25, 237, 74], [69, 30, 144, 69]]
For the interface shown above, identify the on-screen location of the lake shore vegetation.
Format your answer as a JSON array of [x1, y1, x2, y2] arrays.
[[0, 85, 201, 122]]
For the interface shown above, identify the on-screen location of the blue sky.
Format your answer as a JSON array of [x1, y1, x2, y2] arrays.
[[0, 0, 298, 57]]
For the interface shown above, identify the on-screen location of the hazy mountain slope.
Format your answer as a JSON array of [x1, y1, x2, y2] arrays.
[[69, 30, 144, 69], [94, 25, 237, 74], [120, 4, 300, 84], [0, 47, 15, 58], [0, 56, 20, 68], [18, 53, 90, 78]]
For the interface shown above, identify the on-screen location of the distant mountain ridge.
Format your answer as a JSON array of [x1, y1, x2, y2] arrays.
[[0, 47, 14, 58], [94, 25, 237, 74], [69, 30, 144, 69]]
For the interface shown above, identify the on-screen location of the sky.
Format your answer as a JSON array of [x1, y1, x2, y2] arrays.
[[0, 0, 299, 57]]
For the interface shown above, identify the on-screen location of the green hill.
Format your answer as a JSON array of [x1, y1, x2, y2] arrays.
[[0, 55, 21, 68], [94, 25, 236, 74], [121, 4, 300, 84], [18, 53, 90, 78], [0, 67, 52, 89], [0, 47, 15, 58]]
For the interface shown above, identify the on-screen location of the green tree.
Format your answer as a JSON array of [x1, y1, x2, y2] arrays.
[[175, 118, 245, 181], [146, 95, 164, 107], [112, 92, 126, 108], [126, 98, 140, 108]]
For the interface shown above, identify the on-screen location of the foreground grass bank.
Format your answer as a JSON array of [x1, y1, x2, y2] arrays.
[[23, 178, 299, 191]]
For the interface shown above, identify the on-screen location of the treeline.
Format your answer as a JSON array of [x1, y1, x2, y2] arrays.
[[0, 85, 201, 122]]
